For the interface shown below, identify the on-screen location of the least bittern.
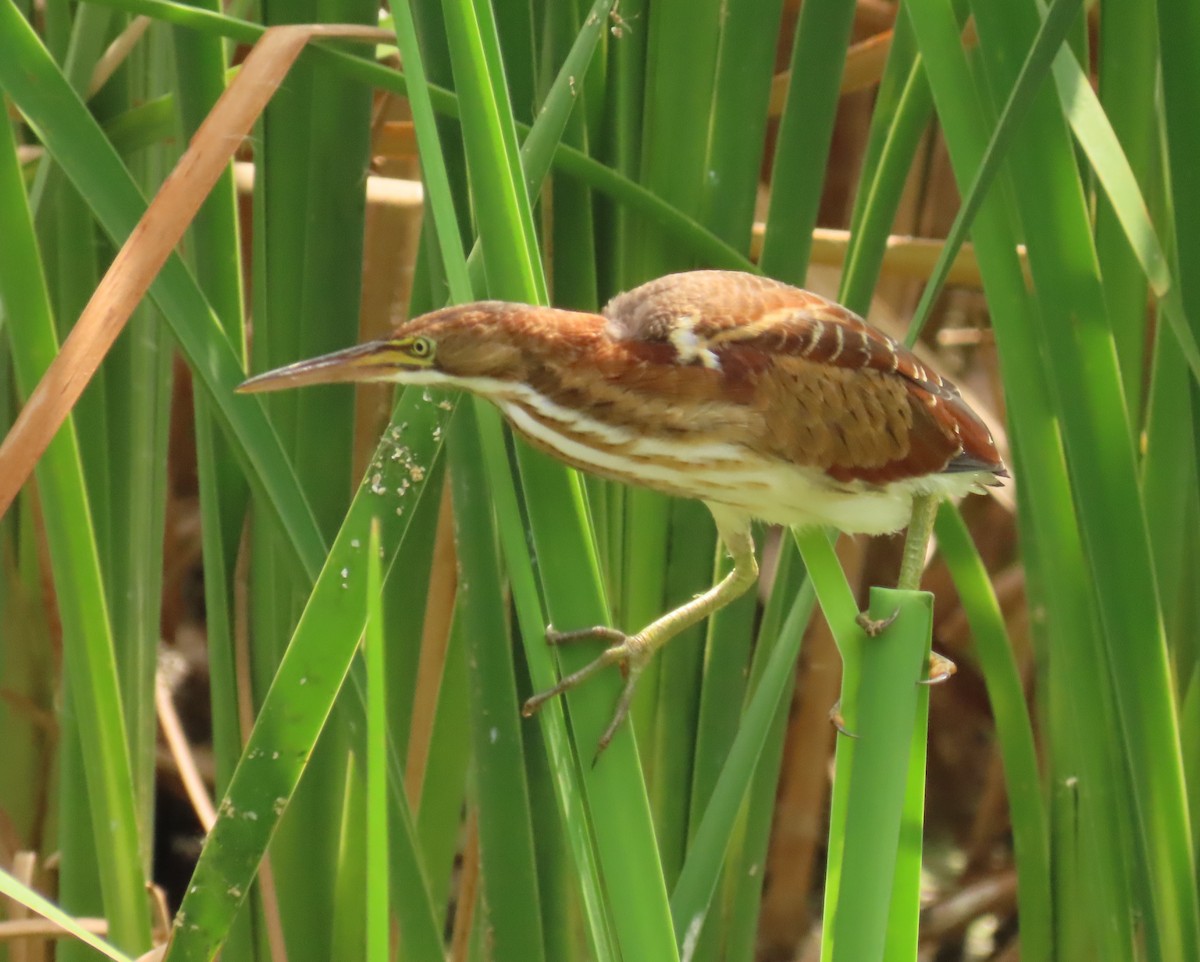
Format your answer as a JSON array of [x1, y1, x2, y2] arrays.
[[240, 270, 1005, 751]]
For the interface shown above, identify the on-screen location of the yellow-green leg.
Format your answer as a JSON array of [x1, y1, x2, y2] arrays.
[[852, 492, 955, 682], [522, 510, 758, 756]]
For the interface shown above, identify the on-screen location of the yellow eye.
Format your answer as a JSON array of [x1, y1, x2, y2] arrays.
[[408, 336, 434, 360]]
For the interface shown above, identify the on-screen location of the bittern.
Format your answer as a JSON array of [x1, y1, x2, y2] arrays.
[[240, 270, 1004, 751]]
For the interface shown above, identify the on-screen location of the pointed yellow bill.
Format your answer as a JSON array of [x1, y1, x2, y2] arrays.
[[237, 337, 433, 394]]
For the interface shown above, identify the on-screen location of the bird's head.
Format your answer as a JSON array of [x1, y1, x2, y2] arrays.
[[237, 302, 538, 395]]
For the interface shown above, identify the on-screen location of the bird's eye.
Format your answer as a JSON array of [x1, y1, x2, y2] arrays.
[[409, 336, 434, 359]]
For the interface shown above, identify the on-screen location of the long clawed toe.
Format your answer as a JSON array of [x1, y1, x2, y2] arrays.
[[521, 524, 759, 759], [827, 650, 954, 739], [853, 609, 957, 685], [917, 651, 957, 685], [544, 624, 628, 647], [828, 700, 858, 738], [855, 607, 900, 637], [521, 625, 650, 759]]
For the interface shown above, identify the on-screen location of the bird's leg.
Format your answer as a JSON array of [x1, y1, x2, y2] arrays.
[[898, 492, 938, 592], [834, 494, 952, 737], [523, 515, 758, 756], [891, 492, 956, 683], [853, 494, 941, 637]]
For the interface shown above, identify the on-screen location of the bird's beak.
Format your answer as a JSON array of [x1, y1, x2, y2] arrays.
[[237, 340, 401, 394]]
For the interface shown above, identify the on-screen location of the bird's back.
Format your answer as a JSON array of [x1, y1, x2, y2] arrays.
[[464, 271, 1004, 533], [600, 271, 1004, 483]]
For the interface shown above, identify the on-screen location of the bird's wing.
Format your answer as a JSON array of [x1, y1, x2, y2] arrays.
[[603, 271, 1004, 485]]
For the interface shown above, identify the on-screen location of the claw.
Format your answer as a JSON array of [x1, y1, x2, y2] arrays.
[[523, 522, 760, 759], [828, 700, 858, 738], [521, 638, 623, 716], [592, 664, 644, 765], [522, 625, 649, 760], [855, 607, 900, 637], [917, 651, 957, 685]]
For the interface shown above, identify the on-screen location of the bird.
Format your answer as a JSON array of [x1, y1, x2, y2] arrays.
[[239, 270, 1006, 752]]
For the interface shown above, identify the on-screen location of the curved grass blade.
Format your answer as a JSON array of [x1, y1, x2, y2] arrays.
[[0, 868, 136, 962], [907, 0, 1198, 390], [935, 503, 1051, 958], [966, 0, 1198, 953], [1159, 0, 1200, 367], [907, 0, 1083, 345], [0, 9, 327, 578], [787, 529, 862, 956], [390, 2, 622, 953], [760, 0, 858, 284], [833, 588, 931, 962], [839, 16, 933, 312], [669, 575, 816, 941], [164, 387, 449, 962], [447, 402, 546, 962], [909, 1, 1197, 955], [436, 0, 678, 956], [0, 90, 151, 955], [364, 519, 389, 962], [88, 0, 758, 276]]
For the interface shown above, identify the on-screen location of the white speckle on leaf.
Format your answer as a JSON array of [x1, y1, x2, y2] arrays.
[[680, 912, 705, 962]]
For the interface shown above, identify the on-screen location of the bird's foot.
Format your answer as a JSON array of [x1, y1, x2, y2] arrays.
[[521, 625, 650, 759], [828, 700, 858, 738], [917, 652, 957, 685], [855, 607, 900, 637], [852, 608, 956, 684], [542, 624, 628, 647]]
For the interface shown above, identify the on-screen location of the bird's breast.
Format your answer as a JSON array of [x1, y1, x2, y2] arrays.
[[495, 386, 974, 534]]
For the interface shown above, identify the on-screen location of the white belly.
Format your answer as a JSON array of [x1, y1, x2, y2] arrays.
[[496, 393, 988, 535]]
